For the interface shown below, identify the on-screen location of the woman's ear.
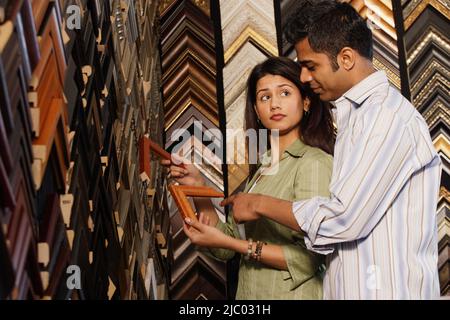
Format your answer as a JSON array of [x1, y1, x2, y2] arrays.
[[254, 105, 261, 120], [303, 96, 311, 112]]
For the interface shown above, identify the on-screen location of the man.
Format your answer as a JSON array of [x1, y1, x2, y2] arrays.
[[218, 2, 442, 299]]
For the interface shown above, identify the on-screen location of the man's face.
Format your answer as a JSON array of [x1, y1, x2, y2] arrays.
[[295, 38, 348, 101]]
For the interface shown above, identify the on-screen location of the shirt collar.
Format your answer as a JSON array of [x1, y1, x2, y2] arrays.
[[335, 70, 389, 107], [284, 138, 308, 158], [332, 70, 388, 131], [260, 139, 307, 167]]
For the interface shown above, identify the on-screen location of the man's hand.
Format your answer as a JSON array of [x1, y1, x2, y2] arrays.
[[220, 193, 261, 223], [222, 193, 301, 231]]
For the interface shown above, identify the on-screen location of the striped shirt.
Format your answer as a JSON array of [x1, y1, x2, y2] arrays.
[[293, 71, 442, 299]]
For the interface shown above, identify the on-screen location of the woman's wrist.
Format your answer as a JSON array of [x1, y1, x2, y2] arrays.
[[252, 194, 264, 216], [227, 237, 249, 254]]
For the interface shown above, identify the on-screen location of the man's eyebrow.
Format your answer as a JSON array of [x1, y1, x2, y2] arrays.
[[299, 60, 314, 65]]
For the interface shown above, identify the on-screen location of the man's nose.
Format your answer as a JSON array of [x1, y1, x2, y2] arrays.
[[300, 67, 312, 83]]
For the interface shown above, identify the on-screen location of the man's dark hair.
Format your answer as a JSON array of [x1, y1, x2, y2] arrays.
[[284, 1, 373, 70]]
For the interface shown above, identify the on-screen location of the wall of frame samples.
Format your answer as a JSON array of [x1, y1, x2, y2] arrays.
[[0, 0, 449, 300], [0, 0, 171, 300]]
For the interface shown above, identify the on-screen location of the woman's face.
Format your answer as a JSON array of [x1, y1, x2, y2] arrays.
[[255, 74, 309, 136]]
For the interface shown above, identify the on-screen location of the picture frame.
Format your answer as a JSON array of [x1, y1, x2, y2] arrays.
[[139, 136, 186, 182], [168, 185, 224, 222]]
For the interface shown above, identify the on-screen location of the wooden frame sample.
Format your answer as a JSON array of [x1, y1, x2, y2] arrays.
[[139, 136, 186, 175], [139, 136, 173, 183], [7, 176, 43, 298], [29, 3, 67, 138], [0, 214, 14, 299], [31, 0, 51, 34], [148, 137, 171, 160], [139, 137, 152, 182], [0, 154, 15, 209], [168, 185, 224, 222], [0, 21, 19, 132], [32, 98, 68, 188], [38, 194, 62, 267], [20, 0, 40, 70]]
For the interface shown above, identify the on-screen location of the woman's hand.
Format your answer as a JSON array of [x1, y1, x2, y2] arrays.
[[161, 157, 205, 186], [183, 213, 231, 249]]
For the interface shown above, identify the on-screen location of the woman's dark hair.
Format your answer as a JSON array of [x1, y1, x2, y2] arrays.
[[245, 56, 335, 178]]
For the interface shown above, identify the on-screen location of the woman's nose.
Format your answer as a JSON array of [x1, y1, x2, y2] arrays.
[[270, 97, 281, 110]]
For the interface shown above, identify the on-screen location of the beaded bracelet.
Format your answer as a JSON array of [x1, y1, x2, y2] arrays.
[[244, 238, 253, 260], [254, 241, 266, 262]]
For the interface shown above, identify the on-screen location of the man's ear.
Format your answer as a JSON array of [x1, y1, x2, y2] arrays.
[[303, 96, 311, 112], [338, 47, 356, 71]]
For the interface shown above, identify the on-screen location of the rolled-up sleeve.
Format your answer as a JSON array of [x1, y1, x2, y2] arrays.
[[281, 239, 324, 290], [294, 110, 421, 254], [207, 213, 240, 261]]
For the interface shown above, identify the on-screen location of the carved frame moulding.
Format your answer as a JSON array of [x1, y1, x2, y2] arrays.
[[162, 53, 216, 102], [404, 0, 450, 30], [220, 0, 277, 56], [165, 104, 220, 143], [164, 87, 219, 129], [162, 31, 216, 74], [160, 1, 213, 48]]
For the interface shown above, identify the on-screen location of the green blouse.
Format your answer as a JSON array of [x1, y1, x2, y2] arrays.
[[210, 139, 333, 299]]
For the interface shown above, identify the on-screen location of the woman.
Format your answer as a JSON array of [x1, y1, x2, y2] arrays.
[[163, 56, 335, 299]]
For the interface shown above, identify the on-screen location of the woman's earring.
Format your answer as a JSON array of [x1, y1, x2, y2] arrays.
[[257, 118, 262, 125], [304, 110, 310, 118]]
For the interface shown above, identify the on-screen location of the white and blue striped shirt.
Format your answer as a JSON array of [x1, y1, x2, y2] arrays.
[[293, 71, 442, 299]]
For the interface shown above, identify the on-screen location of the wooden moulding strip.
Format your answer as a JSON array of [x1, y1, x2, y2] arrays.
[[32, 98, 64, 189], [168, 185, 224, 222], [141, 136, 186, 168], [139, 137, 151, 182], [148, 137, 171, 160], [31, 0, 50, 32]]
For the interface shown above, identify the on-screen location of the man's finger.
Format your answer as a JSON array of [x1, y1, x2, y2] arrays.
[[220, 195, 235, 207]]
